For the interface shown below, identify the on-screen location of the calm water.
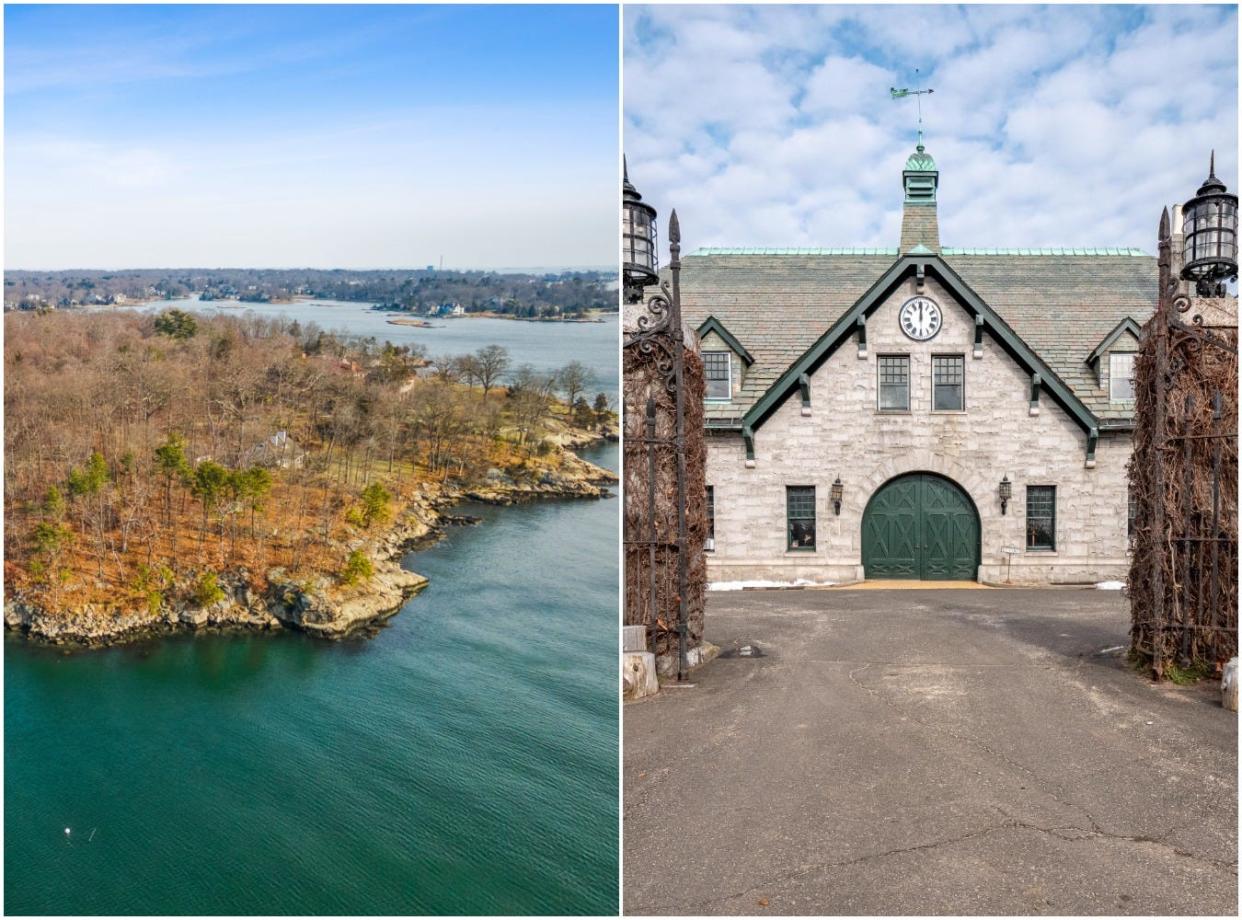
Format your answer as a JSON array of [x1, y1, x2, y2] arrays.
[[136, 298, 619, 393], [4, 445, 619, 915]]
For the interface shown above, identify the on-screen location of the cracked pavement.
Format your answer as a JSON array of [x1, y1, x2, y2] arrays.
[[623, 588, 1237, 915]]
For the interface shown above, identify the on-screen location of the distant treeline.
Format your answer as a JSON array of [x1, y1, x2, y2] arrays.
[[3, 268, 616, 318]]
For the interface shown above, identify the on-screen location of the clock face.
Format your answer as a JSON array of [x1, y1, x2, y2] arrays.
[[899, 296, 942, 341]]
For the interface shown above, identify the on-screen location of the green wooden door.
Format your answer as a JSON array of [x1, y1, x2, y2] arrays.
[[862, 474, 979, 580]]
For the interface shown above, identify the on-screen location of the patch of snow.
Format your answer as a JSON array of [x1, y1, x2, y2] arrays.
[[1095, 580, 1125, 590], [708, 578, 835, 592]]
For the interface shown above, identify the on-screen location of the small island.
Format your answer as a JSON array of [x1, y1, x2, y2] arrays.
[[4, 308, 617, 647]]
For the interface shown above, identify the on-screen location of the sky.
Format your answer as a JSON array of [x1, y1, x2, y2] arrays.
[[624, 3, 1239, 255], [4, 4, 619, 270]]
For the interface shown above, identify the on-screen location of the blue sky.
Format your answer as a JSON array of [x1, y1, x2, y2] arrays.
[[5, 4, 619, 269], [625, 4, 1238, 255]]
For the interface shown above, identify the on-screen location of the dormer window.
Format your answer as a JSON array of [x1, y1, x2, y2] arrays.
[[704, 351, 731, 400], [1110, 353, 1136, 402], [696, 317, 752, 403]]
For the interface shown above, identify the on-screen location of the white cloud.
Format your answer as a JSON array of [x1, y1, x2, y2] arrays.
[[624, 4, 1238, 254]]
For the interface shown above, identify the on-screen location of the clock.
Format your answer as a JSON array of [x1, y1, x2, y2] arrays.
[[898, 295, 942, 341]]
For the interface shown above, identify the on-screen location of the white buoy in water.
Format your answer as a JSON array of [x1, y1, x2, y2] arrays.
[[64, 828, 71, 836]]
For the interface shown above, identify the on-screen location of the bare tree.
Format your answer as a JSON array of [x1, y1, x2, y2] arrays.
[[474, 344, 511, 398]]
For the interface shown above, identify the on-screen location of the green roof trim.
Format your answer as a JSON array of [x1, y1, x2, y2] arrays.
[[689, 246, 1149, 257], [741, 253, 1101, 441], [689, 247, 899, 257], [696, 316, 754, 365], [943, 247, 1149, 257], [1087, 316, 1144, 366]]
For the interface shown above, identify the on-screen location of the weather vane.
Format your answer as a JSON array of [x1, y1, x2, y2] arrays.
[[890, 68, 934, 149]]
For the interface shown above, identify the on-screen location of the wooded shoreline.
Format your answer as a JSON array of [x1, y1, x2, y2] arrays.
[[4, 308, 618, 649], [5, 434, 617, 648]]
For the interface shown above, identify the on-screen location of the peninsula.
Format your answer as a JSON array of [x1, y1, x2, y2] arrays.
[[3, 308, 617, 646]]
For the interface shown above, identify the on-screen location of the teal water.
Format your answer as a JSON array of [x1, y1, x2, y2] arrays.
[[3, 445, 619, 915]]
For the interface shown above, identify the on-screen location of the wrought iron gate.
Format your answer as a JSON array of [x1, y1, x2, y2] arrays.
[[1130, 211, 1238, 674], [623, 212, 692, 679]]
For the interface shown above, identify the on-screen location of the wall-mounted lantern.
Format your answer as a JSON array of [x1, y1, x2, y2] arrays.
[[831, 476, 844, 516], [999, 474, 1012, 515]]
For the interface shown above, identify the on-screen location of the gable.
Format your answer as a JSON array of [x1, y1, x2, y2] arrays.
[[742, 255, 1100, 441], [696, 316, 753, 365], [676, 249, 1157, 429], [1087, 317, 1143, 366]]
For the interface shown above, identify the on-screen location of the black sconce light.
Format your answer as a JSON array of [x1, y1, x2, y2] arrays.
[[999, 474, 1012, 515], [831, 476, 844, 516]]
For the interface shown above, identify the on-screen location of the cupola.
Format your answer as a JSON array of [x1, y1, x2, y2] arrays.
[[900, 142, 940, 253]]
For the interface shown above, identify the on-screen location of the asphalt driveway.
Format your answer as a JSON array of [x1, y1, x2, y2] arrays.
[[623, 588, 1237, 915]]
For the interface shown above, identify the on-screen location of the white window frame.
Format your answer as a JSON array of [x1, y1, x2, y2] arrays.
[[703, 350, 732, 401], [1110, 352, 1136, 402]]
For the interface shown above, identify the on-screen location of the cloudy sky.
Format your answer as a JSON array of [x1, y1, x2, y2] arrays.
[[625, 3, 1238, 255], [5, 4, 618, 269]]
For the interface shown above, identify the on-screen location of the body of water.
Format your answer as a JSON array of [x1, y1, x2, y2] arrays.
[[4, 445, 619, 915], [136, 298, 619, 394]]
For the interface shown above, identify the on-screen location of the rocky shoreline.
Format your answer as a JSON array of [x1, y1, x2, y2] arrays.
[[5, 444, 617, 649]]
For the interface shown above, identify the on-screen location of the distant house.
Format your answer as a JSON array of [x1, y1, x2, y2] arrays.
[[243, 430, 305, 469]]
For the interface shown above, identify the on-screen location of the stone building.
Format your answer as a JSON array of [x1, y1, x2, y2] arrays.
[[684, 144, 1160, 585]]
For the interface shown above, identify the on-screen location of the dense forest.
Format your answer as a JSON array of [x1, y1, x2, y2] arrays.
[[4, 309, 614, 619], [3, 267, 616, 318]]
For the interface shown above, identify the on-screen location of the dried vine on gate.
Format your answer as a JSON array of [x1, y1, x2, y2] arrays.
[[1128, 300, 1238, 676], [622, 338, 707, 660]]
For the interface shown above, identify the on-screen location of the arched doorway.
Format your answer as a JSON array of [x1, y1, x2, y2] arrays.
[[862, 473, 980, 580]]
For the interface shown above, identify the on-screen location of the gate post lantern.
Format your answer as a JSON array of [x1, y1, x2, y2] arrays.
[[1181, 151, 1238, 296], [623, 157, 659, 304]]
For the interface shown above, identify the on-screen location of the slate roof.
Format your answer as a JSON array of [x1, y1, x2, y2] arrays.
[[675, 250, 1158, 427]]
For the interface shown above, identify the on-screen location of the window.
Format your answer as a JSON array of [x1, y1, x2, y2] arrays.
[[786, 486, 816, 550], [1110, 353, 1136, 402], [1026, 485, 1056, 551], [704, 351, 731, 400], [705, 486, 715, 551], [878, 355, 910, 411], [1128, 490, 1138, 541], [932, 355, 965, 411]]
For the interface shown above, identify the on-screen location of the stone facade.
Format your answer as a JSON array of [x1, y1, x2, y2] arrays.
[[704, 275, 1135, 585]]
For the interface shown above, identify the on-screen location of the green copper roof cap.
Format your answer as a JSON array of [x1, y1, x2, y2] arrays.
[[904, 143, 936, 172]]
